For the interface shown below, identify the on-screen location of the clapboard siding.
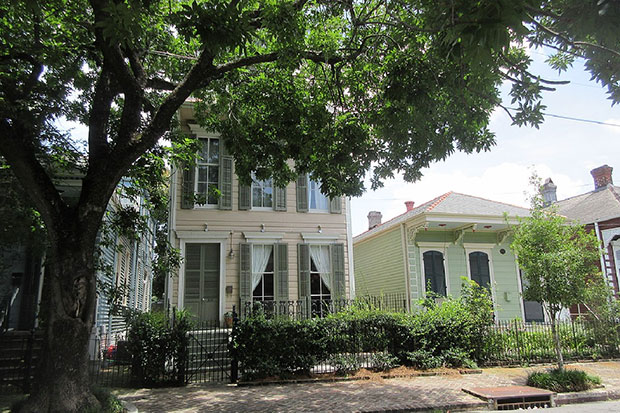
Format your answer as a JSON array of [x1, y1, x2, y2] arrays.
[[354, 228, 405, 296]]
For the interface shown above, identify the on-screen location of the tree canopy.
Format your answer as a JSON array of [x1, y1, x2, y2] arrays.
[[1, 0, 620, 411]]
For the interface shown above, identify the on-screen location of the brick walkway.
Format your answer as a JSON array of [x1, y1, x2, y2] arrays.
[[117, 362, 620, 412]]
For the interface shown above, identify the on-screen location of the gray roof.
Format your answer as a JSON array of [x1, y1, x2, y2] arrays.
[[354, 191, 530, 241], [553, 185, 620, 224]]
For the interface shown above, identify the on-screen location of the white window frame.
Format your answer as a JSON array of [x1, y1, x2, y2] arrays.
[[176, 231, 228, 322], [307, 176, 329, 213], [251, 244, 276, 302], [464, 243, 498, 320], [194, 136, 220, 208], [251, 175, 274, 210], [417, 242, 450, 297]]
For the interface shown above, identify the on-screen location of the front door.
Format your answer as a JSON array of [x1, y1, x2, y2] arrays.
[[185, 243, 220, 322]]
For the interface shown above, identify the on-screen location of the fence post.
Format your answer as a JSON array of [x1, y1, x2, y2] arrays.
[[230, 305, 238, 383], [23, 329, 35, 394], [571, 320, 578, 358], [513, 321, 521, 365]]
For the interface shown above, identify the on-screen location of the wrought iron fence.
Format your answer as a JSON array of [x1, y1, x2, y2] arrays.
[[481, 319, 620, 365], [238, 292, 409, 320]]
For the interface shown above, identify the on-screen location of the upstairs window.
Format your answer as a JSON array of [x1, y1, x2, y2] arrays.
[[308, 177, 328, 211], [196, 137, 219, 206], [251, 176, 273, 209]]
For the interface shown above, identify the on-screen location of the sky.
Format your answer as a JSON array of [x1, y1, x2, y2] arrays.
[[350, 48, 620, 236]]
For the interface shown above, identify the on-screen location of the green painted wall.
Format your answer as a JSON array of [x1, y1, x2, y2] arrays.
[[409, 231, 523, 321], [354, 228, 406, 296]]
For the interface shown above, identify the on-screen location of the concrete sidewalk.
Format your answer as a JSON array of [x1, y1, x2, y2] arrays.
[[115, 361, 620, 412]]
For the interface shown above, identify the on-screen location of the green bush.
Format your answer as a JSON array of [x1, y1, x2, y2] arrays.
[[126, 310, 192, 386], [231, 280, 494, 379], [527, 368, 601, 392]]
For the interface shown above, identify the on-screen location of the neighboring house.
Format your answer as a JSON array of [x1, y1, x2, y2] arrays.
[[0, 171, 156, 334], [543, 164, 620, 308], [166, 104, 354, 323], [354, 192, 542, 322]]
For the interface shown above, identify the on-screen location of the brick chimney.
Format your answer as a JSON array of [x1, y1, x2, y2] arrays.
[[367, 211, 382, 230], [591, 165, 613, 190], [405, 201, 415, 212], [541, 178, 557, 207]]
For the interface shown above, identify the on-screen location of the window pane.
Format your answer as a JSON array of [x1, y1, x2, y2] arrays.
[[207, 184, 218, 204], [264, 273, 274, 297], [208, 139, 219, 163], [310, 273, 321, 295], [253, 278, 263, 298], [263, 185, 273, 207], [208, 166, 219, 184], [198, 166, 208, 182], [252, 186, 262, 207], [199, 140, 209, 162]]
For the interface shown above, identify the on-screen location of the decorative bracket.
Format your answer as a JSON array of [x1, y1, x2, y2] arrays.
[[407, 223, 428, 243], [497, 229, 511, 245], [453, 224, 477, 245]]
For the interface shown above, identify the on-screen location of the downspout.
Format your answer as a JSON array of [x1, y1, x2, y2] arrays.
[[164, 164, 178, 314], [594, 222, 608, 283], [400, 224, 411, 311], [34, 252, 46, 329], [345, 197, 355, 298]]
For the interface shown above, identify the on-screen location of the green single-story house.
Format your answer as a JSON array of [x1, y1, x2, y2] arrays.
[[354, 191, 544, 322]]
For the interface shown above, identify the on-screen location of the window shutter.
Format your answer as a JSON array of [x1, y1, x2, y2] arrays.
[[219, 155, 233, 210], [275, 243, 288, 301], [180, 164, 195, 209], [296, 174, 308, 212], [274, 186, 287, 211], [329, 196, 342, 214], [239, 243, 252, 304], [238, 183, 251, 210], [298, 243, 310, 299], [331, 243, 346, 299]]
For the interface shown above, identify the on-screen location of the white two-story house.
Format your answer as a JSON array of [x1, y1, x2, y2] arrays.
[[166, 104, 354, 323]]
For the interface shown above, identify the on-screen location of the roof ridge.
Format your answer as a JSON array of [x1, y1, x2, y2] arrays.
[[353, 192, 451, 239], [426, 191, 453, 212], [450, 191, 529, 210]]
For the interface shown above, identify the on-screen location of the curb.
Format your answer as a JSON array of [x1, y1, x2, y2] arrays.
[[357, 401, 488, 413], [556, 389, 620, 406]]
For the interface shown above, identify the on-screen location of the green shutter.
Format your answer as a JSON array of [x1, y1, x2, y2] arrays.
[[329, 196, 342, 214], [239, 243, 252, 304], [296, 174, 308, 212], [275, 243, 288, 301], [274, 186, 287, 211], [219, 155, 233, 210], [238, 183, 251, 210], [298, 243, 310, 299], [180, 164, 195, 209], [331, 243, 346, 299]]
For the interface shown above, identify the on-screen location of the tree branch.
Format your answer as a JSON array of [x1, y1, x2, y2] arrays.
[[0, 120, 66, 237]]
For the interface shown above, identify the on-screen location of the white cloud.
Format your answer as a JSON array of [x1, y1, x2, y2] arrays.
[[603, 119, 620, 135]]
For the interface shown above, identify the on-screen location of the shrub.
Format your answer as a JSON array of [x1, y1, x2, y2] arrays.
[[126, 310, 192, 386], [527, 368, 601, 392], [403, 349, 443, 370], [328, 354, 364, 375], [369, 352, 399, 371]]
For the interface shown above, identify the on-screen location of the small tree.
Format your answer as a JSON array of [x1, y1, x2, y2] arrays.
[[511, 176, 601, 370]]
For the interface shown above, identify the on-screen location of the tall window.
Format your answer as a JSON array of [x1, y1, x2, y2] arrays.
[[469, 252, 491, 289], [310, 245, 331, 301], [196, 137, 219, 206], [308, 177, 328, 211], [423, 250, 446, 296], [252, 245, 274, 301], [252, 175, 273, 209]]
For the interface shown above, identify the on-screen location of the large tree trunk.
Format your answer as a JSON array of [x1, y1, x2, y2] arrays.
[[18, 230, 100, 412]]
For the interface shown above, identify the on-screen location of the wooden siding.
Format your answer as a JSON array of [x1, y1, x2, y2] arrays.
[[170, 163, 350, 314], [353, 227, 406, 296]]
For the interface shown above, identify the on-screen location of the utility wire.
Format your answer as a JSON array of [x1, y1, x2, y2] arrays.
[[506, 107, 620, 128]]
